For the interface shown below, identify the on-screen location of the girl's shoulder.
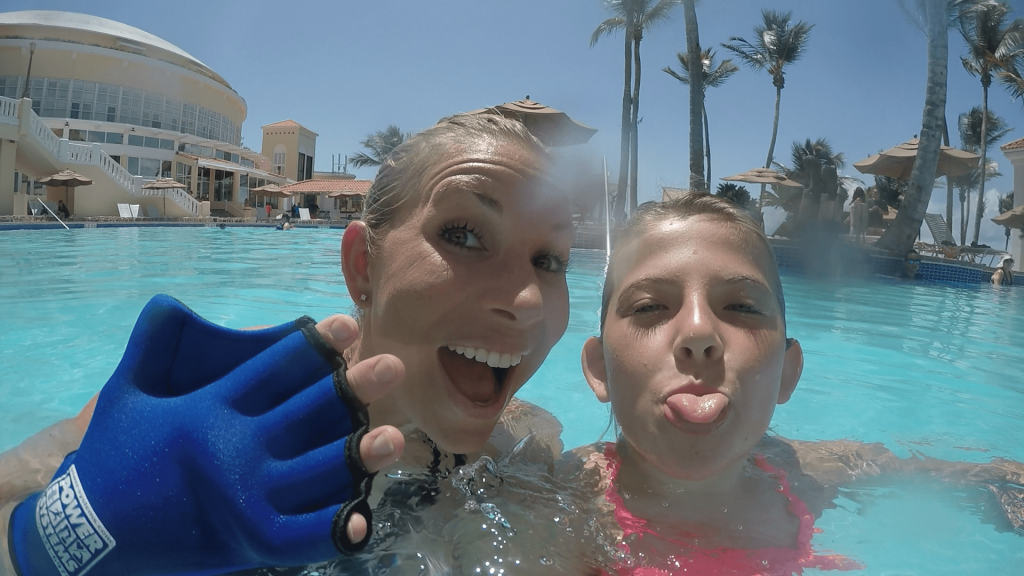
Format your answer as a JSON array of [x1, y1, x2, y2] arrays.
[[556, 442, 617, 494], [490, 398, 564, 459]]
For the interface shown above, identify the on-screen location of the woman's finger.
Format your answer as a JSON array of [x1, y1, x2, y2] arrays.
[[358, 425, 405, 473], [314, 314, 360, 354], [344, 354, 405, 405]]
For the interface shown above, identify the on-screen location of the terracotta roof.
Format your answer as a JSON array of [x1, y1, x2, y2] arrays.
[[282, 179, 372, 194], [1002, 137, 1024, 151], [261, 119, 318, 135]]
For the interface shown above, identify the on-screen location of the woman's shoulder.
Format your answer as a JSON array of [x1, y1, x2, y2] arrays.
[[490, 398, 564, 458]]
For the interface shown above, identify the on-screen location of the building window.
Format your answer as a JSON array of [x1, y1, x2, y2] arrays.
[[87, 131, 105, 143], [106, 133, 123, 145], [68, 129, 86, 142], [272, 147, 286, 176], [176, 162, 193, 192], [128, 134, 144, 147]]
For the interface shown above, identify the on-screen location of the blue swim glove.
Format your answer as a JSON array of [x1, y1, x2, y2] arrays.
[[8, 295, 375, 576]]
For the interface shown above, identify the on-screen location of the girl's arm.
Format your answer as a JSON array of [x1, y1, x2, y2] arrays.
[[0, 395, 97, 575]]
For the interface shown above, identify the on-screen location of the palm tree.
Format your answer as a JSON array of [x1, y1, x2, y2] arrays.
[[592, 0, 681, 220], [349, 125, 411, 169], [957, 1, 1024, 245], [954, 106, 1011, 243], [722, 10, 813, 216], [998, 192, 1014, 250], [715, 182, 754, 212], [681, 0, 704, 192], [664, 48, 738, 189], [877, 0, 948, 252]]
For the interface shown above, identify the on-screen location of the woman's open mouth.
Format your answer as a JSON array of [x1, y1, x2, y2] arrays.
[[437, 346, 521, 408]]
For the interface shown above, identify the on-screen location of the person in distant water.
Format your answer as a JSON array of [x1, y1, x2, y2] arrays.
[[846, 188, 868, 244], [991, 255, 1014, 286], [265, 202, 272, 221], [56, 200, 70, 220], [276, 214, 294, 231], [901, 250, 923, 280]]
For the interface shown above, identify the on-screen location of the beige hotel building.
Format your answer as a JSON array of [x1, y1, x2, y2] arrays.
[[0, 10, 362, 219]]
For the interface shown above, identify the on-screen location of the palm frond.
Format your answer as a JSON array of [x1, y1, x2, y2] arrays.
[[721, 37, 768, 71], [590, 17, 626, 47], [640, 0, 683, 30], [347, 151, 380, 169]]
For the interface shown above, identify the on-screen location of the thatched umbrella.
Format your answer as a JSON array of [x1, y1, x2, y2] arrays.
[[467, 96, 597, 147], [853, 138, 979, 180], [141, 178, 187, 215], [721, 167, 803, 188], [37, 169, 93, 207]]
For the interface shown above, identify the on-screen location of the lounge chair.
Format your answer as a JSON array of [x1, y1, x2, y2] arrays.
[[298, 207, 311, 221], [145, 205, 162, 219], [116, 203, 135, 220], [918, 213, 1008, 266]]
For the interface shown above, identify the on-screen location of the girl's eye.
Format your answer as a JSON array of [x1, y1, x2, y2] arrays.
[[728, 303, 762, 315], [533, 253, 570, 274], [439, 224, 483, 249], [631, 302, 665, 315]]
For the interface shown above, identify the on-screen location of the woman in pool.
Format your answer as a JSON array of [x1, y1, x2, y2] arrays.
[[563, 194, 1024, 575], [1, 113, 574, 576]]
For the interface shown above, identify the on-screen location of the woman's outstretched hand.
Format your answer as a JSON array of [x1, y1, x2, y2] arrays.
[[6, 295, 404, 576]]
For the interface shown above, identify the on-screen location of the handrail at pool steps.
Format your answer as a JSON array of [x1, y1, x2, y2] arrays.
[[31, 198, 69, 230]]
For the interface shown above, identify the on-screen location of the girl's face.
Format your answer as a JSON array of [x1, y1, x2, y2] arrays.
[[582, 217, 802, 480], [345, 137, 573, 454]]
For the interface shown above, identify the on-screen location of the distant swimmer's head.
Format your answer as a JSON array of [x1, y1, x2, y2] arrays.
[[581, 193, 802, 481], [340, 114, 573, 454]]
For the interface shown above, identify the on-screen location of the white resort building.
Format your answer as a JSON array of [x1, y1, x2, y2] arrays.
[[0, 10, 367, 221]]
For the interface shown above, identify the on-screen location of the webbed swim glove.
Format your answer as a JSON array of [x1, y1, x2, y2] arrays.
[[8, 294, 376, 576]]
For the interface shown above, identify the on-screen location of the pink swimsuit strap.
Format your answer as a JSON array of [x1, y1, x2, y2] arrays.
[[601, 443, 862, 575]]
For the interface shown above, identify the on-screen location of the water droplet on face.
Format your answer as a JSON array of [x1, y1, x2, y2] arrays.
[[539, 556, 554, 565]]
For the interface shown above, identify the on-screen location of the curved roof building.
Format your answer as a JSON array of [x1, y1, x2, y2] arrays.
[[0, 11, 325, 219]]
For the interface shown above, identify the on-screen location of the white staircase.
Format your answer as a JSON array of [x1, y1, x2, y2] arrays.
[[1, 96, 200, 217]]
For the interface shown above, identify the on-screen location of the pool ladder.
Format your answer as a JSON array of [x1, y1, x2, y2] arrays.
[[34, 200, 69, 230]]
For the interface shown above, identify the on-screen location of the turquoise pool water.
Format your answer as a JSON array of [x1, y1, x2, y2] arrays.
[[1, 227, 1023, 574]]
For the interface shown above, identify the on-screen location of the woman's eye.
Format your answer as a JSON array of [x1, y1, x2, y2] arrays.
[[533, 253, 569, 274], [439, 224, 483, 249]]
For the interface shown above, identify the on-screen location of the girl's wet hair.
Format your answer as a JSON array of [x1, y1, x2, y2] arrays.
[[599, 192, 787, 334], [361, 113, 549, 253]]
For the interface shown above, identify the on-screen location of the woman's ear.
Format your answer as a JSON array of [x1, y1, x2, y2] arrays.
[[778, 338, 803, 405], [341, 222, 372, 307], [581, 337, 610, 403]]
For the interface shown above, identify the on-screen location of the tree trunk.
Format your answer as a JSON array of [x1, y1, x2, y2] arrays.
[[942, 114, 954, 236], [615, 28, 633, 224], [703, 103, 712, 190], [877, 0, 946, 253], [629, 34, 642, 214], [971, 82, 989, 245], [683, 0, 705, 192], [759, 85, 783, 214], [960, 189, 968, 245]]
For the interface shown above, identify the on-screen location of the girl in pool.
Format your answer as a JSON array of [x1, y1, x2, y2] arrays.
[[564, 193, 1023, 575], [0, 113, 573, 576]]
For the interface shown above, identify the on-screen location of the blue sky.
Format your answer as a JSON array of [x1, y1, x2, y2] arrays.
[[10, 0, 1024, 245]]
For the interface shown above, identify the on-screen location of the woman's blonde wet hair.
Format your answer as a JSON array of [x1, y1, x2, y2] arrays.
[[599, 192, 787, 334], [361, 113, 549, 253]]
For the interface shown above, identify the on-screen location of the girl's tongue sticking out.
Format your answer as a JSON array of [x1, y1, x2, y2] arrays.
[[665, 391, 729, 429]]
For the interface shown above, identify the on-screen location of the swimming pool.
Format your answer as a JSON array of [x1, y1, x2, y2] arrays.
[[1, 227, 1022, 573]]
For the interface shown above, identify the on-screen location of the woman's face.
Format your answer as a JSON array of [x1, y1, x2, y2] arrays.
[[357, 136, 573, 453], [584, 217, 800, 480]]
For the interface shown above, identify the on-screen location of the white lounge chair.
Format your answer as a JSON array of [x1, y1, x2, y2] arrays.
[[298, 207, 311, 221], [116, 203, 134, 219]]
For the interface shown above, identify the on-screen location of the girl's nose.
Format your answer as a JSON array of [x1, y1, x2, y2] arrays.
[[674, 301, 723, 362]]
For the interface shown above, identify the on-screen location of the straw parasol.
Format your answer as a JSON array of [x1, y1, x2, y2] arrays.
[[467, 96, 597, 147], [992, 204, 1024, 229], [37, 169, 93, 206], [721, 167, 803, 188], [141, 178, 187, 215], [250, 183, 292, 198], [853, 138, 980, 180]]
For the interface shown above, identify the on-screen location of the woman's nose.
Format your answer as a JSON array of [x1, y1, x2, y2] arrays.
[[489, 263, 544, 326], [674, 301, 723, 362]]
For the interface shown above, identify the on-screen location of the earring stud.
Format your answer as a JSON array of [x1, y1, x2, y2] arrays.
[[360, 294, 367, 302]]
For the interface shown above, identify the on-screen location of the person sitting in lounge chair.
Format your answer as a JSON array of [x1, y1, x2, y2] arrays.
[[992, 255, 1014, 286]]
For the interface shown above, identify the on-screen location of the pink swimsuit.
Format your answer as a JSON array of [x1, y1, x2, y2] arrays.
[[600, 444, 863, 575]]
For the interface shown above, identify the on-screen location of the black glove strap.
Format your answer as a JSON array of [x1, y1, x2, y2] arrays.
[[296, 317, 377, 553]]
